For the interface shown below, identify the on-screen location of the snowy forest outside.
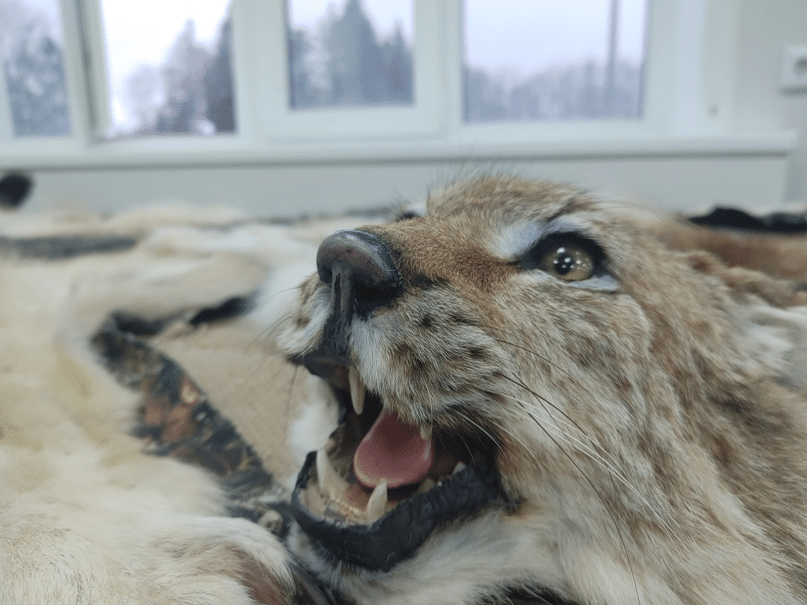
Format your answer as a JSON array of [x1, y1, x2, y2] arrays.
[[0, 0, 646, 138]]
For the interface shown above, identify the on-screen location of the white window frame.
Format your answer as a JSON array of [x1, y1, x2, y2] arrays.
[[0, 0, 93, 154], [236, 0, 447, 141], [0, 0, 797, 168], [0, 51, 12, 141]]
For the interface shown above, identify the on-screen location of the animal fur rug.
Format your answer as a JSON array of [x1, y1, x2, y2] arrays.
[[0, 202, 387, 604]]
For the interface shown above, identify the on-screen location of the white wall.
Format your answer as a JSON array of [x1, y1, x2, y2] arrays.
[[9, 0, 807, 218], [788, 127, 807, 202], [19, 150, 793, 218], [729, 1, 807, 203]]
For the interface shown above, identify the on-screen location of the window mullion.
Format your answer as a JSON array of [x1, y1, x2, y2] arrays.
[[230, 0, 288, 140], [229, 0, 287, 142], [435, 0, 463, 138], [0, 56, 13, 140], [59, 0, 105, 142]]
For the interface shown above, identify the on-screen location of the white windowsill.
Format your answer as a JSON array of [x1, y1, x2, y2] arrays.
[[1, 130, 798, 171]]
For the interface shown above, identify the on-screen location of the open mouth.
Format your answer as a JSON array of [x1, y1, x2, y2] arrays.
[[290, 360, 505, 572]]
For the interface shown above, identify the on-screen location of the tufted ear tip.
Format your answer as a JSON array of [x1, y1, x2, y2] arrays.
[[0, 172, 34, 209]]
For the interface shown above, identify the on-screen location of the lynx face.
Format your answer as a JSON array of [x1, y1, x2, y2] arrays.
[[277, 177, 807, 605]]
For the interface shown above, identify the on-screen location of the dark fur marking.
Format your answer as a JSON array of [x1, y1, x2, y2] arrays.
[[410, 275, 446, 291], [395, 209, 421, 222], [449, 312, 475, 326], [418, 314, 435, 329], [467, 346, 488, 360]]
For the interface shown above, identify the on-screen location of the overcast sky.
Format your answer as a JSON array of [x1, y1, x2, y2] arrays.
[[18, 0, 647, 130], [289, 0, 646, 73], [465, 0, 646, 73], [17, 0, 228, 109], [95, 0, 646, 94], [24, 0, 647, 76], [99, 0, 229, 90]]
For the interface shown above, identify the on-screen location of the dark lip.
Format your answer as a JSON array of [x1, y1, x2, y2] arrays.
[[290, 450, 504, 572]]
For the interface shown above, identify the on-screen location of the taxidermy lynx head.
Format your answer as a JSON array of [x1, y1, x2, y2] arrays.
[[278, 176, 807, 605]]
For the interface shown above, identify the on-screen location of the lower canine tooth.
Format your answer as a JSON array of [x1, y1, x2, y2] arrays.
[[316, 449, 349, 497], [365, 480, 388, 522], [348, 368, 365, 416], [452, 461, 467, 475]]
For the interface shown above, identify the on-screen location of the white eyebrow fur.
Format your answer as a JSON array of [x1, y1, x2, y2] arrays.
[[489, 218, 591, 260]]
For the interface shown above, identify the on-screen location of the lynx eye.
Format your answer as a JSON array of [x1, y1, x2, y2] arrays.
[[519, 233, 605, 283], [539, 244, 594, 281]]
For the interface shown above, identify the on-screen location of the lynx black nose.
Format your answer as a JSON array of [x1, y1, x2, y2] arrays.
[[312, 230, 402, 366], [317, 230, 402, 315]]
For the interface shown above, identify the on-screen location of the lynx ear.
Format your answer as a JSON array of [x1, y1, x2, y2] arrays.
[[686, 253, 807, 393], [735, 301, 807, 393], [656, 219, 807, 393]]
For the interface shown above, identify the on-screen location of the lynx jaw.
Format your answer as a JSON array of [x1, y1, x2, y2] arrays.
[[293, 360, 504, 571]]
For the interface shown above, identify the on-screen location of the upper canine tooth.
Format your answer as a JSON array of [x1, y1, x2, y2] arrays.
[[348, 367, 365, 416], [365, 479, 388, 522], [316, 448, 349, 497], [419, 425, 432, 442]]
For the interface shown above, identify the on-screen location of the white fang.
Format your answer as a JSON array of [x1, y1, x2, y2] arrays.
[[349, 367, 365, 416], [365, 479, 388, 522]]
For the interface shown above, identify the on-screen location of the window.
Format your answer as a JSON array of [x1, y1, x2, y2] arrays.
[[242, 0, 441, 140], [463, 0, 648, 123], [287, 0, 414, 110], [96, 0, 234, 138], [0, 0, 797, 161], [0, 0, 666, 143], [0, 0, 71, 136]]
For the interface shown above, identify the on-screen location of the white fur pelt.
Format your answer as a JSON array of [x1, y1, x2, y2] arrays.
[[0, 204, 367, 605]]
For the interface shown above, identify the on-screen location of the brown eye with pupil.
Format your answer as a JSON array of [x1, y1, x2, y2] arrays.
[[539, 245, 594, 281]]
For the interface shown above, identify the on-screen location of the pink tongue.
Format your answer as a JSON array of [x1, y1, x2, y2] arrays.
[[353, 409, 433, 489]]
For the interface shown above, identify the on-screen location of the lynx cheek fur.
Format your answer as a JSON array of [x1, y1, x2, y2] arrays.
[[277, 177, 807, 605]]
